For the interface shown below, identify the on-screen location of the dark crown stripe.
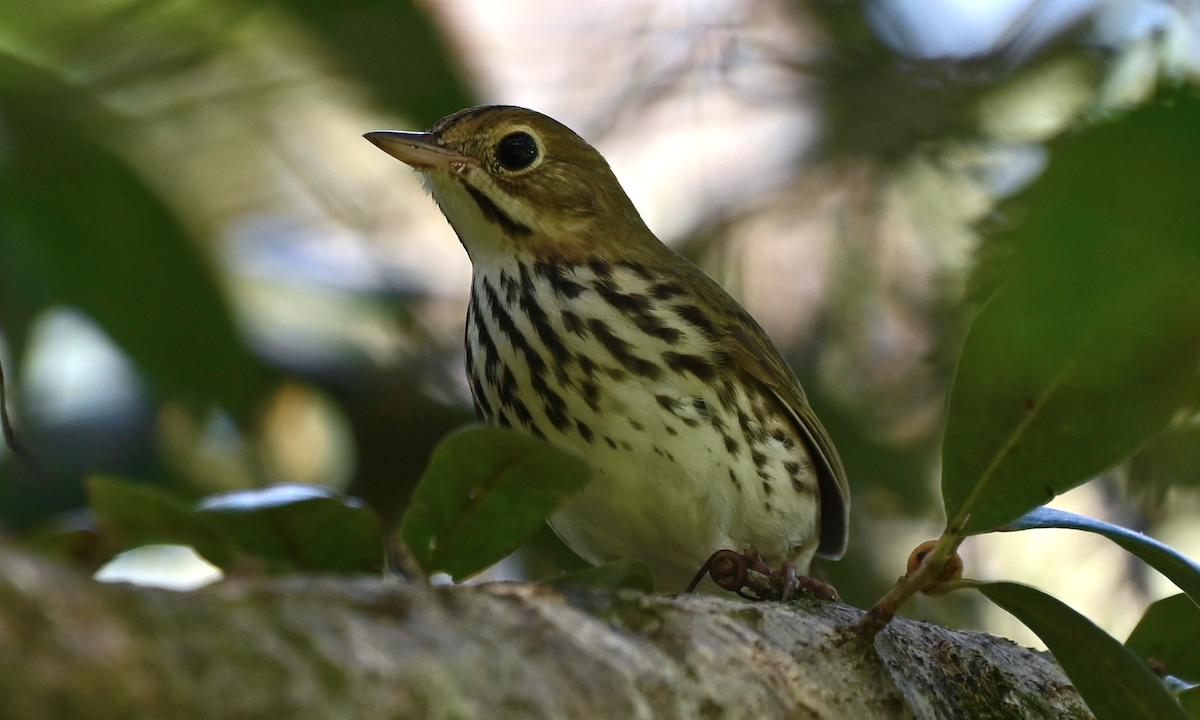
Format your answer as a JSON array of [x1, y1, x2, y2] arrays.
[[483, 279, 572, 431], [586, 318, 662, 379], [463, 184, 533, 237]]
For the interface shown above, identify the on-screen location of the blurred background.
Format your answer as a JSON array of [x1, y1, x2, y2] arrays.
[[1, 0, 1199, 649]]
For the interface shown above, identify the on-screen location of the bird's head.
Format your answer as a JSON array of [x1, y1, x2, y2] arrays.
[[365, 106, 654, 264]]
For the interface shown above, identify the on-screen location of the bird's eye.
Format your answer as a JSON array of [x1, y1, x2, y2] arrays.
[[495, 131, 539, 171]]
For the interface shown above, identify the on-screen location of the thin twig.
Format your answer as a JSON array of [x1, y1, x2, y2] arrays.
[[385, 530, 428, 585], [0, 355, 29, 461]]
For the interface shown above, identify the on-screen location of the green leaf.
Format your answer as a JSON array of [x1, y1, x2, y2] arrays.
[[1003, 508, 1200, 607], [88, 477, 384, 574], [403, 426, 592, 581], [943, 95, 1200, 535], [87, 476, 233, 568], [197, 484, 384, 573], [1180, 686, 1200, 718], [545, 559, 655, 593], [1125, 594, 1200, 683], [975, 581, 1191, 720], [0, 55, 271, 422]]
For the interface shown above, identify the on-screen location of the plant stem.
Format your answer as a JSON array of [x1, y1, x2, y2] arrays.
[[856, 531, 963, 640]]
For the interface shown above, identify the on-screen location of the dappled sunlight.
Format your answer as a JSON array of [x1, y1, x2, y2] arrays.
[[95, 544, 223, 591]]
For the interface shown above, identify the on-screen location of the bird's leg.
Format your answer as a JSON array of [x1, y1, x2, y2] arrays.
[[688, 546, 839, 601], [794, 572, 839, 602]]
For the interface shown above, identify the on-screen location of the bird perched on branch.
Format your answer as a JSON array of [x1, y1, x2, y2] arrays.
[[366, 106, 849, 594]]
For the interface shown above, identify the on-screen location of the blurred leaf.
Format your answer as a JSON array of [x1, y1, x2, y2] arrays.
[[1128, 424, 1200, 495], [944, 93, 1200, 536], [0, 54, 271, 422], [197, 484, 384, 573], [87, 476, 233, 567], [975, 581, 1191, 720], [1181, 686, 1200, 718], [545, 558, 654, 593], [403, 426, 592, 581], [273, 0, 473, 126], [88, 477, 383, 573], [1125, 594, 1200, 683], [27, 510, 118, 571], [1003, 508, 1200, 607]]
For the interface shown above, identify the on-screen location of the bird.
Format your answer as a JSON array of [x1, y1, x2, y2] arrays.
[[365, 106, 849, 594]]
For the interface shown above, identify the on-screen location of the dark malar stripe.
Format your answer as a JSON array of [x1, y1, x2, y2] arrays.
[[587, 318, 662, 379], [483, 279, 572, 431], [463, 184, 532, 237]]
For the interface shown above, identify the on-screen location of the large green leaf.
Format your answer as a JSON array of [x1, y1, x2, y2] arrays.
[[87, 476, 383, 573], [403, 426, 592, 581], [975, 581, 1191, 720], [0, 55, 271, 421], [1125, 594, 1200, 683], [87, 476, 234, 568], [197, 484, 384, 574], [1181, 686, 1200, 718], [1004, 508, 1200, 607], [943, 94, 1200, 535]]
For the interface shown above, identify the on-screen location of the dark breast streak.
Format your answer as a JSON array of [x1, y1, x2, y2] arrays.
[[464, 257, 817, 505]]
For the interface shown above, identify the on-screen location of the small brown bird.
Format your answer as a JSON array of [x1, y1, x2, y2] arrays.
[[366, 106, 849, 592]]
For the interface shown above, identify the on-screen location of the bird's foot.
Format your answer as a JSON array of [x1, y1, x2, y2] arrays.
[[685, 546, 839, 602]]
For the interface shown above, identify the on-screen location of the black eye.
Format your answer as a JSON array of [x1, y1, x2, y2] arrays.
[[495, 131, 539, 171]]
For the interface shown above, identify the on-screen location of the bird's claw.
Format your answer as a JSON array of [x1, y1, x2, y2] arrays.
[[685, 547, 839, 602]]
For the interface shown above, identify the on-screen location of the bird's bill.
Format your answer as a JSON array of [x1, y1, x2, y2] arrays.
[[363, 131, 478, 170]]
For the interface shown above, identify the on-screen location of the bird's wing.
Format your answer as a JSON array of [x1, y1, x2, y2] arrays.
[[722, 312, 851, 560]]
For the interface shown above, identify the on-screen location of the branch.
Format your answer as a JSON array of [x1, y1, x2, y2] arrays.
[[0, 544, 1091, 720]]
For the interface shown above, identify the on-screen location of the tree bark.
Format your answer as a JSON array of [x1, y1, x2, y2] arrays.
[[0, 543, 1091, 720]]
